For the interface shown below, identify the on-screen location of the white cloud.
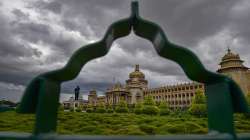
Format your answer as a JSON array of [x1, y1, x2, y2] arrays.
[[0, 82, 25, 102]]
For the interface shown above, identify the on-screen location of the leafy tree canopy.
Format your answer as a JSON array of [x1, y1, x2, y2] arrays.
[[192, 89, 206, 104]]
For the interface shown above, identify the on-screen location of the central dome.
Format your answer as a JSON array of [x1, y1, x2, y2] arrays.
[[129, 64, 145, 79]]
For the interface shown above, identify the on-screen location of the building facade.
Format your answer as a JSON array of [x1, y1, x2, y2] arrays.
[[144, 83, 204, 110], [105, 65, 148, 106], [102, 49, 250, 109], [104, 64, 204, 110], [63, 48, 250, 110]]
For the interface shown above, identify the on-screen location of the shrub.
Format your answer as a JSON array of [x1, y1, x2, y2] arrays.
[[134, 102, 143, 114], [244, 92, 250, 118], [139, 124, 156, 134], [188, 104, 207, 117], [58, 104, 64, 112], [115, 100, 129, 113], [142, 106, 159, 115], [106, 103, 114, 113], [129, 108, 134, 113], [173, 108, 185, 116], [158, 101, 170, 116], [75, 108, 81, 112], [96, 103, 106, 113], [143, 95, 156, 106], [86, 104, 94, 113], [193, 89, 206, 104], [158, 124, 185, 134], [188, 90, 207, 117], [86, 108, 93, 113], [142, 96, 159, 115], [107, 109, 114, 113], [69, 108, 74, 112]]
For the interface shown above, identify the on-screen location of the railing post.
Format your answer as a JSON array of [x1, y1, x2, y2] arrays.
[[206, 82, 235, 138], [34, 79, 60, 134]]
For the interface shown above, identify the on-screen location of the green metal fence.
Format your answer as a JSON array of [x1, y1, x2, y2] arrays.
[[0, 1, 249, 140]]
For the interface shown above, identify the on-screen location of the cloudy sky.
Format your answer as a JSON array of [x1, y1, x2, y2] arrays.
[[0, 0, 250, 102]]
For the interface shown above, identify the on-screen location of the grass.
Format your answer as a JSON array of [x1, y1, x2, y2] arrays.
[[0, 111, 249, 135]]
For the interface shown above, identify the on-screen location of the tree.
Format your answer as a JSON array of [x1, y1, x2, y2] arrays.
[[142, 96, 159, 115], [134, 102, 143, 114], [95, 102, 106, 113], [188, 90, 207, 117], [192, 89, 206, 104], [115, 100, 129, 113], [143, 95, 156, 106], [159, 101, 170, 115]]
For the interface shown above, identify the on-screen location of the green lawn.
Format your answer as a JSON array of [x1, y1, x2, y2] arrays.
[[0, 111, 249, 135]]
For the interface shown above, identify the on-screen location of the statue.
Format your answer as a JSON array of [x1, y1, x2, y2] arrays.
[[74, 86, 80, 100]]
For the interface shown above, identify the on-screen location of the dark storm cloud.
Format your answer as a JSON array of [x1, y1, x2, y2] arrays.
[[13, 22, 51, 44], [11, 20, 77, 57], [0, 0, 250, 102], [38, 1, 62, 14], [29, 0, 62, 15], [0, 14, 29, 57], [141, 0, 238, 46], [227, 3, 250, 58], [55, 0, 129, 38], [12, 9, 30, 20], [0, 12, 47, 86]]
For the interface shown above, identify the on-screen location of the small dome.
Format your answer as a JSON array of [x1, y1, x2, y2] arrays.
[[129, 64, 145, 79], [222, 48, 240, 61], [114, 82, 122, 89]]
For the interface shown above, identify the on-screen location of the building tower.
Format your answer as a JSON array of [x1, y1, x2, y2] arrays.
[[126, 64, 148, 104], [88, 90, 97, 106], [217, 48, 250, 95]]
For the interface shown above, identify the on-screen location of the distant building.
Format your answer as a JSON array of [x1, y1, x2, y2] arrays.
[[105, 64, 148, 106], [104, 64, 204, 110], [62, 96, 88, 110], [103, 49, 250, 109], [144, 83, 204, 110], [87, 90, 106, 106], [217, 48, 250, 96], [62, 48, 250, 110]]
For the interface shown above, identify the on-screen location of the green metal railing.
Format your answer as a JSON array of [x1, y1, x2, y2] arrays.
[[0, 1, 249, 140]]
